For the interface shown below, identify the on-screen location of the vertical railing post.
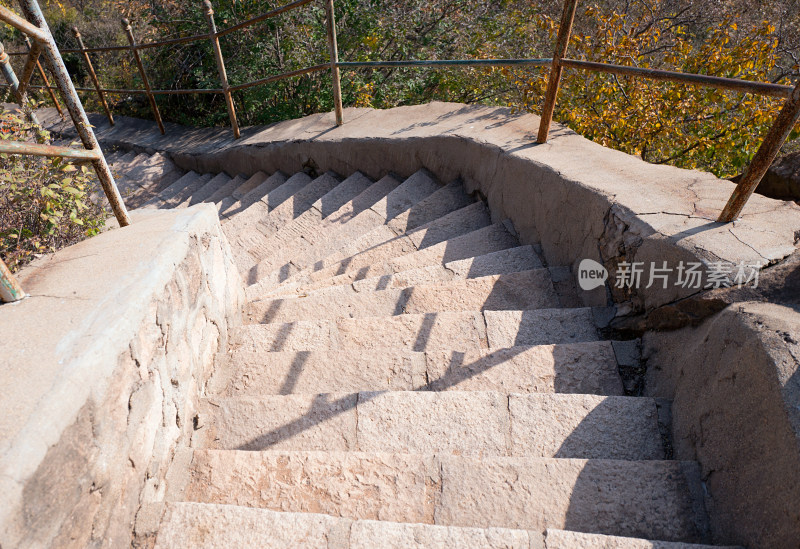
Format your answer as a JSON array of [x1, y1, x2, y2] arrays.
[[72, 27, 114, 126], [121, 18, 165, 135], [24, 36, 63, 118], [202, 0, 240, 139], [718, 79, 800, 222], [537, 0, 579, 143], [0, 256, 25, 303], [16, 0, 131, 227], [324, 0, 343, 126], [0, 40, 39, 124]]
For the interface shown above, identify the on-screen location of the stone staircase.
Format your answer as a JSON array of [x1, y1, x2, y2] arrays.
[[100, 149, 741, 548]]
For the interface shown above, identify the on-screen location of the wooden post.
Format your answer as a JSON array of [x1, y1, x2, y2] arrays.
[[324, 0, 343, 126], [202, 0, 240, 139], [537, 0, 579, 144], [72, 27, 114, 126], [0, 256, 25, 302], [24, 36, 63, 118], [718, 79, 800, 222], [121, 18, 165, 134]]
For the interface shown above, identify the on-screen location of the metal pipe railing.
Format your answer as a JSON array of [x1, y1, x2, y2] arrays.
[[25, 36, 63, 118], [203, 0, 240, 139], [121, 18, 164, 135], [0, 0, 131, 228], [0, 0, 796, 222], [0, 257, 25, 303], [72, 27, 114, 126]]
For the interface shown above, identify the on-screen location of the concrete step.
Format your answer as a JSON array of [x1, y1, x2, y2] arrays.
[[278, 184, 483, 286], [224, 172, 313, 238], [243, 174, 404, 285], [236, 172, 344, 267], [239, 172, 377, 283], [205, 173, 246, 203], [230, 308, 599, 353], [219, 171, 288, 219], [226, 172, 317, 271], [194, 392, 663, 460], [232, 171, 268, 199], [122, 153, 185, 208], [217, 171, 270, 217], [242, 171, 446, 291], [145, 172, 212, 209], [108, 151, 135, 172], [282, 200, 494, 288], [208, 342, 623, 397], [181, 172, 231, 207], [271, 245, 544, 299], [151, 502, 539, 548], [245, 269, 561, 324], [543, 529, 741, 549], [256, 171, 368, 239], [243, 172, 376, 269], [176, 450, 708, 542], [253, 221, 519, 300]]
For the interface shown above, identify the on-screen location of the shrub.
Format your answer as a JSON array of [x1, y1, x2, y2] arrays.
[[0, 107, 106, 272]]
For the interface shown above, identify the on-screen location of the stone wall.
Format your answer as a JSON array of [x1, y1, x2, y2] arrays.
[[643, 302, 800, 547], [0, 206, 244, 548]]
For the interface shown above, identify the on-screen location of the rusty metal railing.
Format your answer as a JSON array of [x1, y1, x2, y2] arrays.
[[0, 256, 25, 303], [2, 0, 799, 222], [0, 0, 130, 235]]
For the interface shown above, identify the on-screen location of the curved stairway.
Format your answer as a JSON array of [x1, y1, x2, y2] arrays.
[[100, 149, 740, 548]]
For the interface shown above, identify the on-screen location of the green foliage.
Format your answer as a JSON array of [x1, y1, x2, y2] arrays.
[[0, 108, 105, 272], [505, 2, 800, 177], [5, 0, 798, 179]]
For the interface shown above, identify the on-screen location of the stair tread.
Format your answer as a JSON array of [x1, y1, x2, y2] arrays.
[[195, 391, 663, 460], [250, 221, 520, 300], [231, 308, 598, 353], [152, 172, 213, 208], [206, 174, 246, 204], [242, 172, 375, 269], [153, 502, 537, 548], [181, 172, 231, 206], [245, 269, 562, 324], [236, 172, 345, 267], [244, 170, 444, 286], [240, 174, 402, 284], [154, 503, 736, 549], [543, 529, 742, 549], [176, 450, 708, 542], [208, 342, 624, 397], [217, 171, 273, 217], [224, 172, 312, 241]]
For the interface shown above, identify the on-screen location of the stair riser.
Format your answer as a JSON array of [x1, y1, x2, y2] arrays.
[[231, 309, 598, 353], [195, 392, 662, 460], [212, 343, 623, 397], [181, 451, 706, 543]]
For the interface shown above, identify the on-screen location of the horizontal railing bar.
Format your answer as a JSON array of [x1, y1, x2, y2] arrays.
[[561, 58, 794, 99], [16, 83, 223, 94], [0, 139, 101, 159], [0, 5, 48, 43], [228, 63, 329, 91], [338, 58, 552, 68], [217, 0, 316, 37], [6, 0, 314, 54]]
